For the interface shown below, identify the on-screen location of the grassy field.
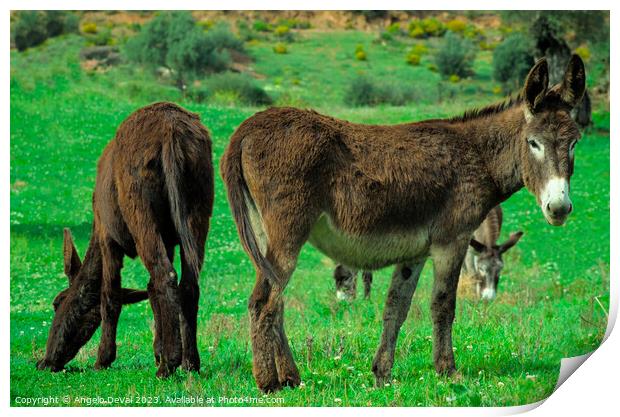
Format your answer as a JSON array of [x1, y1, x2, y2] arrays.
[[10, 29, 610, 407]]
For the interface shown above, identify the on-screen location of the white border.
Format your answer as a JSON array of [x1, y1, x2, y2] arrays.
[[3, 1, 616, 415]]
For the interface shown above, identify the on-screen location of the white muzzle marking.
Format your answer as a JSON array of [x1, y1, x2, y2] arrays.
[[541, 177, 571, 226], [481, 288, 496, 300], [336, 290, 349, 301]]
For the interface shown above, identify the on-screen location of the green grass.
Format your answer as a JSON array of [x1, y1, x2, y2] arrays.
[[10, 31, 609, 407]]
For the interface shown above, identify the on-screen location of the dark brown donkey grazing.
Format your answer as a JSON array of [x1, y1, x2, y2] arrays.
[[462, 205, 523, 300], [37, 102, 214, 377], [221, 55, 585, 392]]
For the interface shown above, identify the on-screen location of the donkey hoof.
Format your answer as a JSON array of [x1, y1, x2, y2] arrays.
[[156, 365, 176, 379], [94, 360, 111, 370], [279, 373, 301, 388], [257, 380, 283, 393], [434, 361, 457, 376], [182, 358, 201, 372]]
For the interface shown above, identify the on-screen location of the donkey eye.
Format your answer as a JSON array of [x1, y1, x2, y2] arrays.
[[570, 141, 577, 150], [528, 139, 540, 150]]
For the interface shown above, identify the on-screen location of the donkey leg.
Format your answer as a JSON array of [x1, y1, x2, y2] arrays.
[[147, 281, 163, 366], [149, 244, 175, 366], [372, 262, 424, 385], [179, 242, 205, 372], [248, 272, 280, 392], [95, 237, 124, 369], [430, 240, 469, 375], [362, 271, 373, 299], [273, 296, 300, 387], [250, 241, 303, 392]]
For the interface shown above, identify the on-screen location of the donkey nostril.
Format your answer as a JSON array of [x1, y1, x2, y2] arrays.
[[568, 203, 573, 214]]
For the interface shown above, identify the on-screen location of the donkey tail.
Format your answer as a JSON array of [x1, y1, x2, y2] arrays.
[[220, 130, 276, 281], [161, 120, 203, 278]]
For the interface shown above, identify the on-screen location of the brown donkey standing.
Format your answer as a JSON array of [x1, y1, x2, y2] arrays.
[[222, 55, 585, 392], [37, 102, 214, 377]]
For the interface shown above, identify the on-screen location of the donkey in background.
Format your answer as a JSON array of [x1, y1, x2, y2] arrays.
[[222, 55, 585, 392], [37, 102, 214, 377], [462, 205, 523, 300], [336, 205, 523, 301]]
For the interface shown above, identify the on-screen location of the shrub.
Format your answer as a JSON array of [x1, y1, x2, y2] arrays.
[[12, 11, 48, 51], [253, 20, 272, 32], [194, 72, 272, 105], [197, 19, 214, 31], [421, 17, 446, 37], [278, 18, 311, 29], [378, 30, 394, 42], [435, 32, 476, 78], [492, 33, 535, 91], [449, 74, 460, 83], [46, 11, 79, 37], [446, 19, 467, 33], [409, 26, 425, 39], [85, 27, 115, 46], [274, 25, 290, 37], [81, 22, 98, 34], [412, 43, 428, 55], [12, 11, 78, 51], [273, 43, 288, 54], [386, 22, 401, 35], [125, 12, 244, 88], [344, 75, 419, 107], [355, 50, 367, 61], [406, 51, 421, 65]]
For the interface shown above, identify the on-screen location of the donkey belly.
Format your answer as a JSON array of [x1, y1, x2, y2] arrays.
[[308, 214, 430, 270]]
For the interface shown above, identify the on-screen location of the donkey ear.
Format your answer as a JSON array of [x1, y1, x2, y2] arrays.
[[469, 239, 486, 253], [63, 228, 82, 283], [559, 54, 586, 108], [523, 58, 549, 113], [499, 231, 524, 254]]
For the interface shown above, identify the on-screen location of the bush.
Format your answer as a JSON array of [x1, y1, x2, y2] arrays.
[[12, 11, 78, 51], [278, 18, 311, 29], [354, 44, 367, 61], [274, 25, 290, 37], [125, 12, 244, 88], [492, 33, 535, 91], [344, 75, 419, 107], [355, 50, 367, 61], [409, 26, 425, 39], [449, 74, 460, 83], [446, 19, 467, 33], [85, 27, 115, 46], [273, 43, 288, 54], [191, 72, 272, 105], [253, 20, 272, 32], [47, 11, 78, 37], [386, 22, 401, 35], [435, 32, 476, 78], [406, 51, 421, 65], [411, 43, 428, 55], [81, 22, 98, 34], [421, 17, 446, 37]]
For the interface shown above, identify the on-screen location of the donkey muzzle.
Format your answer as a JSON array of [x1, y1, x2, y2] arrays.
[[541, 177, 572, 226]]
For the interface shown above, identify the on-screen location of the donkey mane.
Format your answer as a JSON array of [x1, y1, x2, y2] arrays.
[[449, 95, 523, 123]]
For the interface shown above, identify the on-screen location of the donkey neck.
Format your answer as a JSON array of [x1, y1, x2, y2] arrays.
[[455, 105, 526, 203]]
